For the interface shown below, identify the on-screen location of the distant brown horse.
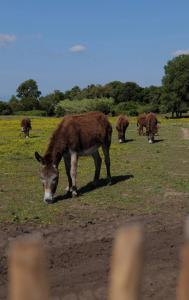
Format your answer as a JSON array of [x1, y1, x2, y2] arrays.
[[21, 118, 32, 138], [146, 112, 158, 143], [116, 115, 129, 143], [35, 112, 112, 203], [137, 114, 146, 136]]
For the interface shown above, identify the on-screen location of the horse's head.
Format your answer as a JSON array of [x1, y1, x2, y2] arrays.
[[118, 130, 125, 143], [35, 152, 61, 203], [148, 133, 154, 144], [21, 118, 31, 138], [147, 119, 157, 144], [116, 125, 125, 143]]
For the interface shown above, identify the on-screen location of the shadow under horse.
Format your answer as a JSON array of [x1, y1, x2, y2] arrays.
[[53, 174, 134, 203]]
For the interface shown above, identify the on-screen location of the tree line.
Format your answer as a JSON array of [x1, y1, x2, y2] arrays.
[[1, 54, 189, 117]]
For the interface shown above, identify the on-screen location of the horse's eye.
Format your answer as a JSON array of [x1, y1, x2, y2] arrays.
[[52, 178, 57, 182]]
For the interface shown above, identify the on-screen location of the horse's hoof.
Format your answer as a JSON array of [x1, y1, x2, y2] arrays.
[[44, 198, 54, 204], [72, 190, 78, 197]]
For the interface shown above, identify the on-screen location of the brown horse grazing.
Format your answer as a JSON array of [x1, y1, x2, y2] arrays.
[[21, 118, 32, 138], [137, 114, 146, 136], [116, 115, 129, 143], [35, 111, 112, 203], [146, 112, 158, 143]]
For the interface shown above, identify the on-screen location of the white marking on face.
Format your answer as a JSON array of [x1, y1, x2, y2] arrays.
[[119, 139, 123, 143], [149, 139, 153, 144], [44, 189, 53, 202]]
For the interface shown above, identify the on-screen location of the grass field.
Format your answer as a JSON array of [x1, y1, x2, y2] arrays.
[[0, 115, 189, 225]]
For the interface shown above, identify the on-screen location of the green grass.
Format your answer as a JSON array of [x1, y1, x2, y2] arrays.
[[0, 115, 189, 224]]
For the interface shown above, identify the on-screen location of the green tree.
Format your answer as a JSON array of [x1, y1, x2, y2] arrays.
[[16, 79, 41, 111], [121, 82, 142, 103], [9, 95, 23, 112], [64, 86, 81, 100], [20, 97, 39, 111], [104, 81, 125, 103], [39, 90, 64, 115], [141, 86, 162, 104], [17, 79, 41, 99], [104, 81, 142, 103], [81, 84, 104, 99], [162, 55, 189, 117], [0, 101, 12, 115]]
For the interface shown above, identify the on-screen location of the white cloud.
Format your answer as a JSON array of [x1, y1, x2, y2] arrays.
[[0, 34, 16, 47], [173, 49, 189, 57], [69, 44, 86, 53]]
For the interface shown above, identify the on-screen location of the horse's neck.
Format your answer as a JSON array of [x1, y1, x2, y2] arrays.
[[45, 129, 66, 163]]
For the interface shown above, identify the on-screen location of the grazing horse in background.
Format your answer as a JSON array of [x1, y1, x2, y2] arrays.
[[21, 118, 32, 138], [116, 115, 129, 143], [137, 114, 146, 136], [35, 111, 112, 203], [146, 112, 158, 143]]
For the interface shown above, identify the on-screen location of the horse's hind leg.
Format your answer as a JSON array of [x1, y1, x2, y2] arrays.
[[92, 150, 102, 184], [102, 145, 111, 185]]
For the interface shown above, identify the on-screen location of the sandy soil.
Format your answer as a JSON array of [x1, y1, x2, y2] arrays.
[[182, 128, 189, 140]]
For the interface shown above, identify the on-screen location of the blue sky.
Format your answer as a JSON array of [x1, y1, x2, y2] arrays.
[[0, 0, 189, 99]]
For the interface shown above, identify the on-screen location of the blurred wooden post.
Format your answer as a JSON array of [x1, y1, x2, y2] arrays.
[[108, 224, 144, 300], [8, 235, 49, 300], [177, 217, 189, 300]]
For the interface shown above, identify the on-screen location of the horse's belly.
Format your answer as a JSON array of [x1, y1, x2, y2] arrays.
[[79, 145, 99, 156]]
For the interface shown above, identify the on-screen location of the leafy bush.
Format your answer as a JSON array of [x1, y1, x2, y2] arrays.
[[14, 110, 47, 116], [55, 98, 114, 116], [0, 101, 13, 115], [55, 106, 66, 117], [138, 103, 160, 114], [114, 102, 138, 116]]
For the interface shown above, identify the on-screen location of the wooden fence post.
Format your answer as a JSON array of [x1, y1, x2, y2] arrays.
[[108, 224, 144, 300], [177, 217, 189, 300], [8, 235, 49, 300]]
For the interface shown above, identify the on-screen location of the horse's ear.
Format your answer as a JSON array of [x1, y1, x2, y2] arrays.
[[35, 152, 44, 164], [54, 152, 62, 167]]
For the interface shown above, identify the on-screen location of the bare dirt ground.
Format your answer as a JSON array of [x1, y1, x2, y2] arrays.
[[0, 210, 185, 300]]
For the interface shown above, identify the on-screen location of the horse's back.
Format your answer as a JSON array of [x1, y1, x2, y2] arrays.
[[146, 113, 158, 133], [59, 112, 112, 151], [116, 115, 129, 130], [137, 114, 146, 126], [21, 117, 31, 128]]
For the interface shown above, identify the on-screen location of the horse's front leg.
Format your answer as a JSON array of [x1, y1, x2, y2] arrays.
[[63, 155, 72, 193], [70, 151, 78, 197]]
